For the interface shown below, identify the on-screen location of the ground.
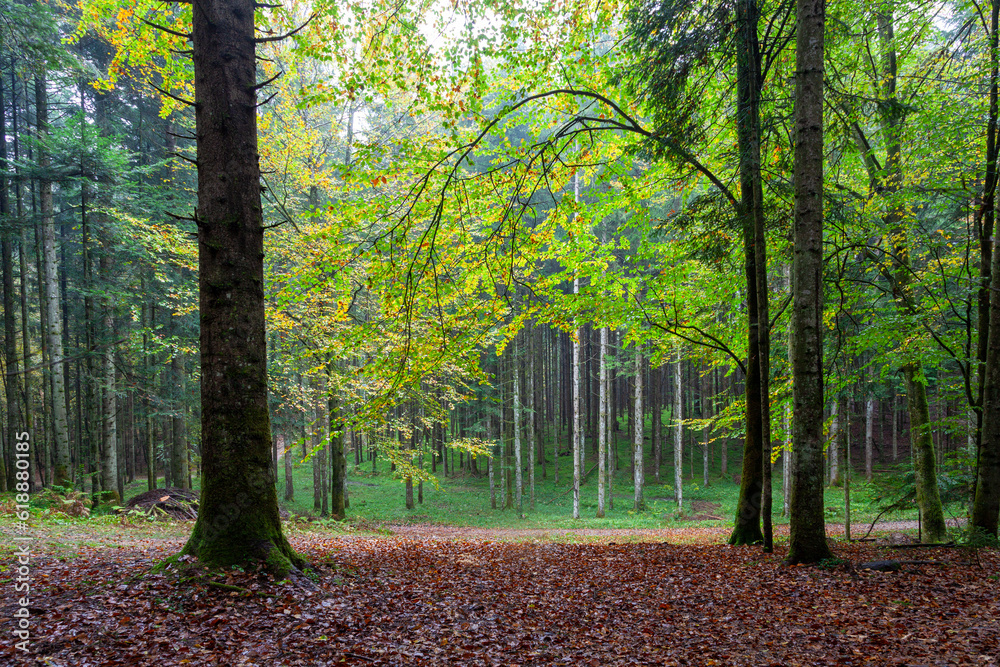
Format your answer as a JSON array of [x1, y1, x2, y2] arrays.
[[1, 520, 997, 666]]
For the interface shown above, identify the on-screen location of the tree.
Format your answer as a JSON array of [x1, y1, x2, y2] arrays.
[[178, 0, 302, 575], [786, 0, 832, 565]]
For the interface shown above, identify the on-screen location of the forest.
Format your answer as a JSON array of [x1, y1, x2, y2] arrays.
[[1, 0, 999, 663]]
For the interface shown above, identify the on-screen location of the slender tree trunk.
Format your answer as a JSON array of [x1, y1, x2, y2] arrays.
[[13, 72, 34, 491], [329, 394, 345, 519], [170, 353, 189, 490], [892, 394, 899, 461], [528, 331, 536, 509], [782, 404, 791, 516], [673, 348, 683, 510], [572, 284, 581, 519], [633, 345, 644, 511], [101, 296, 119, 501], [597, 326, 608, 517], [828, 399, 840, 485], [284, 433, 294, 501], [786, 0, 832, 564], [1, 73, 22, 493], [514, 358, 523, 514], [36, 75, 71, 488], [865, 395, 875, 482]]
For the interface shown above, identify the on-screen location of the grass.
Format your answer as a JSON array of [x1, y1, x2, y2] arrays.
[[15, 424, 969, 541], [258, 431, 961, 534]]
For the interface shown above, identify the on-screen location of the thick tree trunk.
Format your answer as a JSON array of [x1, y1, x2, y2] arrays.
[[974, 230, 1000, 534], [973, 0, 1000, 503], [786, 0, 832, 565], [180, 0, 301, 575], [971, 0, 1000, 538]]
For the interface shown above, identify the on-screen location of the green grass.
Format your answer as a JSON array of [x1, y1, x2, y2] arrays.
[[100, 427, 968, 536], [263, 435, 960, 533]]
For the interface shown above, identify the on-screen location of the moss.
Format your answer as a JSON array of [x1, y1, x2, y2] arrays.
[[728, 523, 764, 546]]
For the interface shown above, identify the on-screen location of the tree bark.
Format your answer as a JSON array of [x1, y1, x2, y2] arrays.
[[597, 326, 608, 517], [1, 73, 22, 493], [35, 74, 71, 489], [673, 349, 683, 510], [514, 356, 523, 514], [786, 0, 832, 565], [865, 395, 875, 482], [974, 227, 1000, 534], [329, 394, 346, 520], [971, 0, 1000, 538], [633, 345, 645, 510], [828, 399, 840, 486], [573, 282, 582, 519], [180, 0, 301, 575]]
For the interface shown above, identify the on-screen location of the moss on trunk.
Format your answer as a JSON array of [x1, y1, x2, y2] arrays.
[[903, 364, 947, 543]]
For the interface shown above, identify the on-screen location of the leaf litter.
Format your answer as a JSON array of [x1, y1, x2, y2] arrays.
[[2, 527, 997, 666]]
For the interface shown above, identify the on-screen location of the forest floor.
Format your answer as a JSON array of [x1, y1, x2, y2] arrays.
[[1, 519, 998, 666]]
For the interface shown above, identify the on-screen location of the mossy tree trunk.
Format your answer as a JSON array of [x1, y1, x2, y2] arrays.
[[904, 365, 947, 542], [180, 0, 301, 575]]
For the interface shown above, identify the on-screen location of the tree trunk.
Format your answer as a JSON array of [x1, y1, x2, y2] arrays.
[[528, 331, 536, 510], [573, 284, 581, 519], [329, 394, 345, 519], [865, 395, 875, 482], [36, 75, 71, 489], [597, 326, 608, 517], [974, 219, 1000, 533], [673, 349, 683, 510], [101, 297, 119, 502], [633, 345, 644, 511], [180, 0, 301, 575], [828, 399, 840, 486], [284, 434, 294, 501], [1, 73, 21, 494], [786, 0, 832, 565], [170, 353, 189, 490], [972, 0, 1000, 529], [514, 359, 523, 514]]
